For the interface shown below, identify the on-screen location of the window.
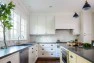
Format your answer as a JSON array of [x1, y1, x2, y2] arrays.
[[10, 11, 27, 40], [20, 18, 27, 40], [10, 12, 20, 40], [0, 10, 27, 40]]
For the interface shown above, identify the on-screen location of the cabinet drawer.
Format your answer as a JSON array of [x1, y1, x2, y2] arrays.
[[0, 52, 19, 63], [69, 51, 76, 63], [39, 47, 56, 52], [39, 52, 57, 57], [39, 44, 57, 48]]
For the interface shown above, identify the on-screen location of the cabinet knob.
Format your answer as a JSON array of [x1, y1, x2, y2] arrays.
[[51, 49, 53, 50], [42, 45, 44, 46], [70, 55, 73, 58], [7, 61, 11, 63], [32, 52, 33, 53], [42, 53, 44, 55], [51, 45, 53, 46], [32, 48, 33, 49], [42, 49, 44, 50]]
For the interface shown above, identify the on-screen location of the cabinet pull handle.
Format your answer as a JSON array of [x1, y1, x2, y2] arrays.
[[7, 61, 11, 63], [51, 49, 53, 50], [51, 45, 53, 46], [70, 55, 73, 58], [51, 54, 53, 55], [42, 49, 44, 50], [42, 45, 44, 46], [42, 53, 44, 55]]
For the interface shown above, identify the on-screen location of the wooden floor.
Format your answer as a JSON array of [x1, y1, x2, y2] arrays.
[[36, 58, 60, 63]]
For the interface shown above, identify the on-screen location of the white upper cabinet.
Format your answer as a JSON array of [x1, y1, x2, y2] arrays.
[[55, 15, 75, 29], [37, 16, 46, 34], [46, 16, 55, 34], [30, 16, 38, 34], [30, 15, 55, 35], [72, 17, 80, 35]]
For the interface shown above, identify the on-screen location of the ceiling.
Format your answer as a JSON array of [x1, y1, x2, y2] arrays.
[[22, 0, 94, 12]]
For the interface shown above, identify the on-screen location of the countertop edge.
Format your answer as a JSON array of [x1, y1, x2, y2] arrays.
[[0, 45, 32, 59]]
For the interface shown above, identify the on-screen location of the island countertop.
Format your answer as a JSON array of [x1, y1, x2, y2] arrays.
[[0, 44, 32, 59], [60, 44, 94, 63]]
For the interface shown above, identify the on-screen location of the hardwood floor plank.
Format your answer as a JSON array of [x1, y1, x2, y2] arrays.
[[36, 58, 60, 63]]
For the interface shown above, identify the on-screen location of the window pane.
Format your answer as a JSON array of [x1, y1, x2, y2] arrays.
[[0, 26, 3, 32], [14, 13, 20, 21], [0, 32, 3, 39]]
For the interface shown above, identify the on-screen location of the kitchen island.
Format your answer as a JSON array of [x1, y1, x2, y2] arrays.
[[60, 43, 94, 63]]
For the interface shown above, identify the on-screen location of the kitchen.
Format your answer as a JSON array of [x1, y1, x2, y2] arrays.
[[0, 0, 94, 63]]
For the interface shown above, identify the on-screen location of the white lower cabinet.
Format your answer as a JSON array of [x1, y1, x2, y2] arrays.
[[29, 44, 38, 63], [68, 51, 92, 63], [38, 44, 60, 58], [0, 52, 20, 63], [68, 51, 77, 63], [77, 55, 91, 63]]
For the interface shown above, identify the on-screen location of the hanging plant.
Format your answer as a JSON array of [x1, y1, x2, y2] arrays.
[[0, 1, 15, 48]]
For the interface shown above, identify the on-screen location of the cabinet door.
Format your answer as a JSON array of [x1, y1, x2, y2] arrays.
[[69, 51, 76, 63], [0, 52, 20, 63], [77, 55, 91, 63], [29, 45, 38, 63], [37, 16, 46, 34], [30, 16, 38, 34], [46, 16, 55, 34]]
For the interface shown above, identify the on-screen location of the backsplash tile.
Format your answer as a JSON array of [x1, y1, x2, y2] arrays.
[[30, 30, 77, 42]]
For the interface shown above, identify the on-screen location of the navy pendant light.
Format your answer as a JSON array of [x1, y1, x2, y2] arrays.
[[83, 0, 91, 10], [73, 12, 79, 18]]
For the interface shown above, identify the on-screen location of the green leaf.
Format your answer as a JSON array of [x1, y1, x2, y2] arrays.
[[0, 1, 15, 30]]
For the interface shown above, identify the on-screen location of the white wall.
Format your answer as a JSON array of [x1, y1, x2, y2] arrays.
[[92, 13, 94, 39], [79, 11, 93, 43], [30, 30, 77, 42]]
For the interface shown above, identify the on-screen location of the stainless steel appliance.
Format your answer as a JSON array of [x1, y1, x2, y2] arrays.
[[60, 47, 68, 63]]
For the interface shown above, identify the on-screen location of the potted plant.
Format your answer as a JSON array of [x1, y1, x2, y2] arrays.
[[83, 43, 91, 49], [0, 1, 15, 48]]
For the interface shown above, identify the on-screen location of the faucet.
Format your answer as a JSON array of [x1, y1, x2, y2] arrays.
[[17, 35, 24, 45]]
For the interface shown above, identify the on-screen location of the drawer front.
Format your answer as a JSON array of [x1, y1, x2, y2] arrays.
[[69, 51, 76, 63], [0, 52, 20, 63], [39, 47, 56, 52], [39, 44, 57, 48], [39, 52, 57, 57]]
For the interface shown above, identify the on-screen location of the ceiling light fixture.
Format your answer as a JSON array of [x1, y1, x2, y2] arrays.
[[73, 12, 79, 18], [83, 0, 91, 10]]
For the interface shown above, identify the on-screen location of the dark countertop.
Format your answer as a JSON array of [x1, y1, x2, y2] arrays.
[[0, 44, 32, 59], [30, 42, 66, 44], [60, 44, 94, 63]]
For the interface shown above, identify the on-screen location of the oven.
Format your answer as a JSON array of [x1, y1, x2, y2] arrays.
[[60, 47, 68, 63]]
